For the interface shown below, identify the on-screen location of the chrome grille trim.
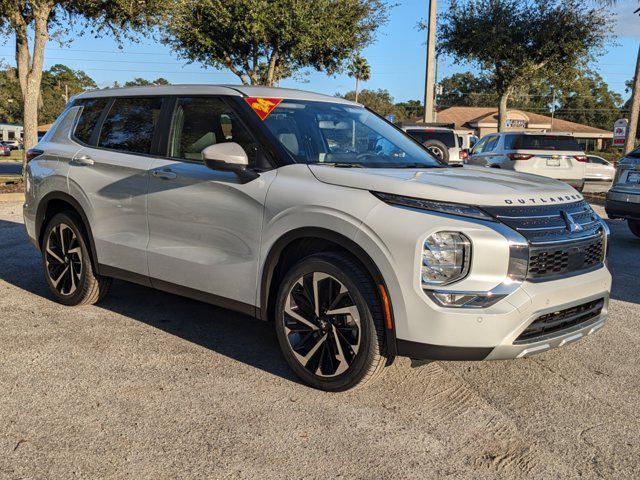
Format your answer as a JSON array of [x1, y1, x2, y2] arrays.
[[482, 201, 607, 280]]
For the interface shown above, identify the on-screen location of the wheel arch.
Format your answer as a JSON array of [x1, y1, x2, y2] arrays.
[[259, 227, 397, 359], [36, 191, 100, 275]]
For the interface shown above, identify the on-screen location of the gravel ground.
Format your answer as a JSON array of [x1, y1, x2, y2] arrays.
[[0, 201, 639, 479]]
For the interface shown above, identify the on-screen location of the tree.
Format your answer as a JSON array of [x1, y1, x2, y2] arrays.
[[39, 64, 97, 124], [347, 56, 371, 103], [124, 77, 170, 87], [0, 0, 169, 159], [165, 0, 390, 86], [395, 99, 424, 119], [435, 0, 611, 131], [553, 72, 623, 131], [339, 89, 408, 121]]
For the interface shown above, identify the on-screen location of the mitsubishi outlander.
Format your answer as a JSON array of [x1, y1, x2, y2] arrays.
[[24, 85, 612, 391]]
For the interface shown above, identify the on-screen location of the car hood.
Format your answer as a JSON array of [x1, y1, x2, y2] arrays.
[[308, 165, 583, 207]]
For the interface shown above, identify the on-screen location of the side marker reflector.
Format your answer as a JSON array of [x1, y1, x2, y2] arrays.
[[378, 285, 393, 330]]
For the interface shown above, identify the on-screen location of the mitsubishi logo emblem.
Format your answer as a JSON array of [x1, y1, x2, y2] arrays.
[[561, 211, 583, 233]]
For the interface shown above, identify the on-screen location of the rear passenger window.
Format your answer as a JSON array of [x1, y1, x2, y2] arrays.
[[483, 136, 499, 152], [74, 98, 109, 144], [169, 96, 259, 166], [98, 97, 164, 154]]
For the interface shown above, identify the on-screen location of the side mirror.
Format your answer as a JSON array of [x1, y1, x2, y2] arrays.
[[202, 142, 249, 171], [201, 142, 259, 182]]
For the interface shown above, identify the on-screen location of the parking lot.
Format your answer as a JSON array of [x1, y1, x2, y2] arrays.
[[0, 199, 638, 479]]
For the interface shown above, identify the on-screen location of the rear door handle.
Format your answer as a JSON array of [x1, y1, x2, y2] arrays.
[[71, 155, 94, 166], [152, 168, 177, 180]]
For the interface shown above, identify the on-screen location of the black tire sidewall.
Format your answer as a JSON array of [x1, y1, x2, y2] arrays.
[[422, 139, 450, 163], [41, 212, 93, 306], [275, 255, 380, 392]]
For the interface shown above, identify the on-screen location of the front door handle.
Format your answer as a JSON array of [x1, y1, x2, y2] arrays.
[[152, 168, 177, 180], [71, 155, 94, 166]]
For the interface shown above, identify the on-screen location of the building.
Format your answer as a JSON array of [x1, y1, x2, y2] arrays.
[[0, 123, 23, 144], [431, 107, 613, 151]]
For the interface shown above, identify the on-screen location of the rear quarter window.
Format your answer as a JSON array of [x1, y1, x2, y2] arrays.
[[74, 98, 110, 145], [509, 135, 581, 151]]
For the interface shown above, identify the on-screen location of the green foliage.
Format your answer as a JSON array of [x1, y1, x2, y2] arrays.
[[165, 0, 390, 86], [554, 72, 623, 131], [436, 0, 612, 94], [124, 77, 170, 87], [39, 64, 97, 123], [347, 56, 371, 82], [0, 64, 97, 124], [339, 89, 410, 120], [438, 70, 623, 130]]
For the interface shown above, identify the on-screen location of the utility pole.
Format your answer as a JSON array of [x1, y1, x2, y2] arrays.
[[550, 89, 556, 130], [626, 45, 640, 154], [422, 0, 437, 123]]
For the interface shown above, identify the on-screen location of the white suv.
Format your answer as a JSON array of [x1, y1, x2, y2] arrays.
[[401, 126, 465, 164], [24, 85, 611, 391], [467, 132, 588, 191]]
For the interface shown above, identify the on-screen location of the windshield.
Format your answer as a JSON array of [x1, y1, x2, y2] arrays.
[[508, 135, 582, 151], [261, 100, 443, 168]]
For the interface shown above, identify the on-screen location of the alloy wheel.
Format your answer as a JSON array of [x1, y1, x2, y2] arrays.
[[283, 272, 361, 377], [45, 223, 83, 296]]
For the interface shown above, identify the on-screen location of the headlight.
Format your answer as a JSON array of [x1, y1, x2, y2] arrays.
[[373, 192, 495, 221], [421, 232, 471, 286]]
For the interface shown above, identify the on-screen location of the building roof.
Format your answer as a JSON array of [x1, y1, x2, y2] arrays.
[[433, 106, 612, 137]]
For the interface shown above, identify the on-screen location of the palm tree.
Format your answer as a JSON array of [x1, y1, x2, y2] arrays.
[[347, 56, 371, 103]]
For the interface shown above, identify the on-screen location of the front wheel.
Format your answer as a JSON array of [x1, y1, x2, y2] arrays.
[[629, 219, 640, 238], [275, 253, 388, 391]]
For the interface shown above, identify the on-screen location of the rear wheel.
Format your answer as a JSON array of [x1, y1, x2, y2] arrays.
[[274, 253, 387, 391], [42, 212, 111, 306], [629, 219, 640, 238]]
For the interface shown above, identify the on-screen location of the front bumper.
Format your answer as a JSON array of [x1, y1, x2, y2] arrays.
[[396, 266, 611, 361]]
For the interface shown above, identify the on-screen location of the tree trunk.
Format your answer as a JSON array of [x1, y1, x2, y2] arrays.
[[355, 76, 360, 103], [498, 90, 511, 132], [626, 45, 640, 154], [14, 6, 51, 168]]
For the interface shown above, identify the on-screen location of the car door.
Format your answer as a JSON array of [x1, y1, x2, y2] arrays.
[[146, 96, 277, 311], [586, 156, 613, 181], [467, 136, 493, 165], [67, 96, 165, 279]]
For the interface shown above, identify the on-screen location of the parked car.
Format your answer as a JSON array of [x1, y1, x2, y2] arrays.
[[4, 140, 21, 150], [402, 126, 466, 164], [466, 132, 587, 191], [24, 85, 611, 391], [585, 155, 615, 183], [605, 146, 640, 238], [0, 142, 11, 156]]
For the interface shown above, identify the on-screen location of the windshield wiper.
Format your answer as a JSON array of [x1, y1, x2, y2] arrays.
[[317, 162, 364, 168], [395, 163, 446, 169]]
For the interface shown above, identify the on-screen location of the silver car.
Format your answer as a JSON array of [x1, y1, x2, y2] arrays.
[[23, 85, 611, 391], [467, 132, 588, 191]]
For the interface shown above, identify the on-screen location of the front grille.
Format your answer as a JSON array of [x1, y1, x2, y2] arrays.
[[514, 298, 605, 344], [483, 200, 602, 244], [483, 201, 606, 280], [528, 235, 604, 279]]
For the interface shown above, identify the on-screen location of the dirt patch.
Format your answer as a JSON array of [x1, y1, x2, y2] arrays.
[[0, 179, 25, 194]]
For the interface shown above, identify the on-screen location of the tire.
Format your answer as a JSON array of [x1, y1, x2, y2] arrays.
[[422, 139, 450, 164], [629, 219, 640, 238], [41, 212, 112, 306], [274, 252, 387, 391]]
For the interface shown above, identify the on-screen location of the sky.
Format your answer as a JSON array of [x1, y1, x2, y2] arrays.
[[0, 0, 638, 105]]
